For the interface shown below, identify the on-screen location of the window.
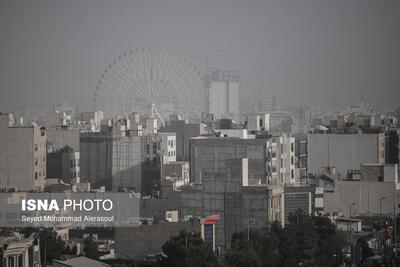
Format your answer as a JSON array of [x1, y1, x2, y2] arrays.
[[204, 224, 214, 244], [291, 143, 294, 152], [291, 156, 294, 165], [70, 160, 74, 168], [291, 170, 294, 179], [34, 144, 38, 151], [35, 172, 38, 180]]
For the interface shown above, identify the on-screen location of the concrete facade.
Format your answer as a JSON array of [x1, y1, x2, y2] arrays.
[[129, 159, 284, 255], [268, 133, 297, 186], [360, 163, 398, 182], [216, 129, 249, 139], [208, 70, 240, 120], [247, 114, 270, 132], [0, 114, 46, 191], [159, 132, 176, 163], [1, 233, 41, 267], [80, 120, 162, 194], [190, 137, 268, 185], [308, 133, 385, 177], [161, 162, 189, 183], [324, 180, 399, 217], [114, 222, 201, 259], [159, 120, 205, 161], [79, 111, 104, 132], [284, 186, 324, 224], [179, 171, 283, 253], [47, 147, 80, 184], [46, 129, 80, 153]]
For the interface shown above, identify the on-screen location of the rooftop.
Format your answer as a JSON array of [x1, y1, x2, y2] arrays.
[[53, 256, 110, 267]]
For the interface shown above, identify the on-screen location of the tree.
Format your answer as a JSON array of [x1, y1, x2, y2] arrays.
[[39, 229, 66, 264], [261, 221, 282, 267], [313, 214, 343, 267], [357, 237, 374, 264], [159, 230, 221, 267], [84, 236, 100, 260], [225, 231, 263, 267], [225, 211, 347, 267], [280, 210, 317, 267], [225, 222, 283, 267]]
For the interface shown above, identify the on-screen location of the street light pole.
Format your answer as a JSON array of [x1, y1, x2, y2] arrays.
[[380, 197, 386, 230], [349, 202, 356, 267], [394, 182, 397, 261], [247, 217, 250, 241], [379, 196, 386, 257]]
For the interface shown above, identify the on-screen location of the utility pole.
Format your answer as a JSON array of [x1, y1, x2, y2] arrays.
[[380, 196, 386, 230], [44, 239, 46, 266], [394, 182, 397, 264], [247, 218, 250, 241], [349, 202, 356, 267], [379, 196, 386, 257]]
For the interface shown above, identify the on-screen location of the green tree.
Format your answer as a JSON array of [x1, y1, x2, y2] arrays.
[[159, 230, 221, 267], [225, 222, 283, 267], [225, 231, 263, 267], [357, 237, 374, 264], [40, 229, 67, 264], [312, 214, 342, 267], [280, 210, 317, 267], [84, 236, 100, 260], [261, 221, 282, 267], [225, 211, 346, 267]]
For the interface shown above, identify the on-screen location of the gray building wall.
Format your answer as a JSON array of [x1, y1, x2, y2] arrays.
[[111, 136, 143, 192], [47, 151, 80, 183], [114, 222, 201, 259], [140, 194, 184, 222], [0, 114, 46, 191], [80, 131, 159, 194], [180, 183, 271, 253], [162, 161, 189, 181], [179, 159, 273, 253], [159, 120, 203, 161], [190, 138, 267, 185], [308, 133, 385, 177], [80, 132, 112, 189], [46, 129, 80, 152], [324, 180, 398, 217], [46, 152, 67, 180], [284, 187, 315, 223]]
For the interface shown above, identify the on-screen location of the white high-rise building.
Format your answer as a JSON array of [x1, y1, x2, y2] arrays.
[[208, 69, 240, 120]]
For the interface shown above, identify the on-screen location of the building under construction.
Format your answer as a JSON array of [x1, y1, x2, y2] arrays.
[[80, 119, 161, 195]]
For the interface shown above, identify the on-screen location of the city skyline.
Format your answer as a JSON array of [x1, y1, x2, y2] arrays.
[[1, 0, 399, 113]]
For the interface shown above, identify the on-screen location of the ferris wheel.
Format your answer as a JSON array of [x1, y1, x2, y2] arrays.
[[94, 47, 206, 123]]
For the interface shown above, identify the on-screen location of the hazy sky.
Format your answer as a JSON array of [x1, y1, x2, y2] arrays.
[[1, 0, 399, 112]]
